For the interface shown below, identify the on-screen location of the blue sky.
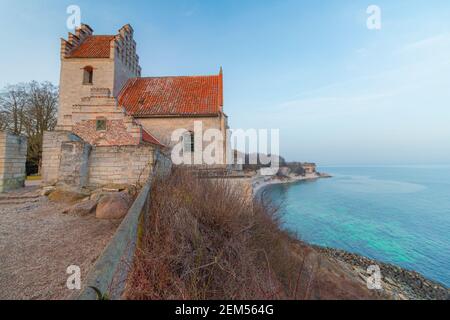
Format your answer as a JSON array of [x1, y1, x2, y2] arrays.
[[1, 0, 450, 165]]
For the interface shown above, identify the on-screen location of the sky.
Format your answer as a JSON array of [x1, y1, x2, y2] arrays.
[[1, 0, 450, 165]]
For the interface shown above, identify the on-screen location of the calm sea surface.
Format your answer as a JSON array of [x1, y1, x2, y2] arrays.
[[264, 166, 450, 287]]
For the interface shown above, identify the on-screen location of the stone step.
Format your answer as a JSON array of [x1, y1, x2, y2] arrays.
[[0, 194, 40, 200], [0, 197, 41, 205]]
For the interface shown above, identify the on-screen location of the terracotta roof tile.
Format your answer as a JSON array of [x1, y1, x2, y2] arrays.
[[142, 128, 165, 147], [68, 35, 114, 58], [118, 74, 223, 117]]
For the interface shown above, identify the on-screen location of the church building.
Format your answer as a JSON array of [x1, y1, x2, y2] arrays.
[[42, 24, 228, 188]]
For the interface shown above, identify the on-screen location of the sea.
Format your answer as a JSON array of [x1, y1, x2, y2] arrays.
[[264, 166, 450, 287]]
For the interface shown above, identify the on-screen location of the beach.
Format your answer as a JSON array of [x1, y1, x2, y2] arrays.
[[252, 172, 331, 195]]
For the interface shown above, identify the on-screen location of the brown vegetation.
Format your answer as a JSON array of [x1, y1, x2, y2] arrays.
[[124, 168, 379, 300]]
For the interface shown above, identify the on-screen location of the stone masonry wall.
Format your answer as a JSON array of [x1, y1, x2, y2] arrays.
[[73, 119, 140, 146], [43, 131, 160, 188], [58, 24, 141, 131], [42, 131, 83, 185], [153, 149, 173, 178], [58, 141, 92, 189], [88, 145, 155, 186], [0, 131, 27, 193], [58, 58, 116, 130], [138, 116, 228, 166]]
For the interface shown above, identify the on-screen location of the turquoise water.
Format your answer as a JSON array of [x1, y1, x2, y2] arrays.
[[264, 166, 450, 287]]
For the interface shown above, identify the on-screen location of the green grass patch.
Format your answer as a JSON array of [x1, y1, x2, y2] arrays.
[[26, 176, 42, 181]]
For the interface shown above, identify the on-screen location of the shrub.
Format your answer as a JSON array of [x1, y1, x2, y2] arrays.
[[286, 162, 306, 176], [124, 168, 316, 300]]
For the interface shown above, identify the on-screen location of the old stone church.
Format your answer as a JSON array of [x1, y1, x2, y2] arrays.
[[42, 24, 228, 188]]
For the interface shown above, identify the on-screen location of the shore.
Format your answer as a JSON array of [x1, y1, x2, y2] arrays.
[[315, 246, 449, 300], [252, 172, 331, 195], [252, 172, 449, 300]]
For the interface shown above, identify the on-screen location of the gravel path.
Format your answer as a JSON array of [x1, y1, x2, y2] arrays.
[[0, 188, 120, 300]]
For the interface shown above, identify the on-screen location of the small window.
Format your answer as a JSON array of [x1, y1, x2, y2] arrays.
[[190, 133, 195, 152], [183, 131, 195, 153], [83, 66, 93, 85], [96, 119, 106, 131]]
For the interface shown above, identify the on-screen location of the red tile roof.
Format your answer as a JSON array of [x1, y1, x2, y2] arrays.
[[118, 74, 223, 117], [142, 128, 165, 147], [68, 35, 114, 58]]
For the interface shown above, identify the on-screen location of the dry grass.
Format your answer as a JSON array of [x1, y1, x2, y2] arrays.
[[124, 168, 318, 300], [26, 175, 42, 181]]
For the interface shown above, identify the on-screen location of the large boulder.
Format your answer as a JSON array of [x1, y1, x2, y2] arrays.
[[90, 184, 138, 202], [96, 192, 133, 220], [64, 199, 98, 216], [48, 189, 89, 204], [89, 190, 112, 202], [41, 186, 56, 196]]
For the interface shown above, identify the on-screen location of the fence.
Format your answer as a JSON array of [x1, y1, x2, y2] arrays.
[[77, 151, 171, 300]]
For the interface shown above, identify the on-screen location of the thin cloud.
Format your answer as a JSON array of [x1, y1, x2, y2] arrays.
[[182, 8, 197, 17], [396, 33, 450, 54], [279, 92, 395, 109]]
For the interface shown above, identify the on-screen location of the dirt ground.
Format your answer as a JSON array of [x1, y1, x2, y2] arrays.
[[0, 187, 120, 300]]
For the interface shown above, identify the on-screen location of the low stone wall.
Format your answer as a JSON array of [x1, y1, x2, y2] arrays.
[[0, 131, 27, 193], [153, 149, 173, 177], [206, 176, 254, 205], [42, 131, 159, 188], [88, 145, 155, 187], [42, 131, 83, 185], [58, 141, 92, 189]]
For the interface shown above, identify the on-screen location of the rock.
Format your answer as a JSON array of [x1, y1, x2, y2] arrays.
[[101, 183, 129, 192], [96, 192, 132, 220], [67, 199, 98, 216], [124, 185, 138, 197], [398, 293, 408, 300], [277, 167, 291, 177], [41, 186, 56, 196], [384, 277, 398, 287], [89, 190, 110, 202], [90, 184, 137, 201], [48, 189, 89, 204], [102, 188, 121, 192]]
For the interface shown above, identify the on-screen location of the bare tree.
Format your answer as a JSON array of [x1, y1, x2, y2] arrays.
[[0, 81, 58, 174], [25, 81, 58, 173], [0, 83, 28, 134]]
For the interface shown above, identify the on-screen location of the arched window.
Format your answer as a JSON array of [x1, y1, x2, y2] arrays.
[[183, 131, 195, 153], [83, 66, 93, 85]]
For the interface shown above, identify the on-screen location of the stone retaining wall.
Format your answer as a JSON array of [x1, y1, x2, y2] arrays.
[[42, 131, 160, 188], [88, 145, 155, 186], [42, 131, 82, 185], [0, 131, 27, 193]]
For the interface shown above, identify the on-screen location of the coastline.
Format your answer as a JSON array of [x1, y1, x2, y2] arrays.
[[252, 172, 449, 300], [252, 172, 331, 196], [315, 246, 449, 300]]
